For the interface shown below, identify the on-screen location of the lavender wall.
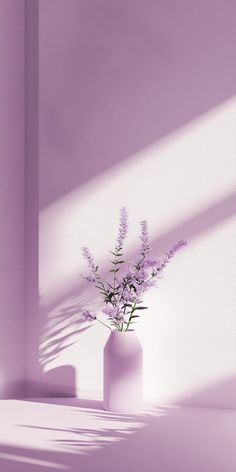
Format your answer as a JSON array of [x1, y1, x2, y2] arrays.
[[39, 0, 236, 210], [0, 0, 25, 397], [36, 0, 236, 406]]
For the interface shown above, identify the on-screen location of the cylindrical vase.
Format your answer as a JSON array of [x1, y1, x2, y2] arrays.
[[103, 330, 143, 412]]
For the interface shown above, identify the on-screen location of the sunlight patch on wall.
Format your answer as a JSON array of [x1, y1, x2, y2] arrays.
[[40, 97, 236, 301]]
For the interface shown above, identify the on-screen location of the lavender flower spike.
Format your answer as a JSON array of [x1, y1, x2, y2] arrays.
[[157, 240, 187, 272], [140, 219, 150, 255], [166, 240, 187, 259], [82, 310, 96, 322], [81, 246, 97, 273], [116, 207, 128, 251]]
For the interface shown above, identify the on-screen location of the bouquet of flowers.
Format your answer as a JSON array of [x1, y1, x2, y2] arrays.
[[82, 208, 186, 331]]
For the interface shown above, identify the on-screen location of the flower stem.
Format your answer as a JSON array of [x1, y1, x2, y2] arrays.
[[96, 317, 111, 330], [126, 302, 137, 331]]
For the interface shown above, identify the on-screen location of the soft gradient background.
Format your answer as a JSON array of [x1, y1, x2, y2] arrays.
[[1, 0, 236, 407]]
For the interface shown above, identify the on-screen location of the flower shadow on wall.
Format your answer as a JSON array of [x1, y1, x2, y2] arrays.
[[39, 298, 91, 367], [38, 283, 105, 393], [38, 282, 114, 383]]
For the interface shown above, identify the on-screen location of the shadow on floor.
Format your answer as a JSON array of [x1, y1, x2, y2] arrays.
[[1, 376, 236, 472]]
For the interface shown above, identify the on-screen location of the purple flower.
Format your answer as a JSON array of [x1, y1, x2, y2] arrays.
[[122, 287, 138, 303], [135, 268, 148, 283], [143, 258, 161, 269], [122, 284, 144, 303], [166, 240, 187, 258], [82, 310, 97, 322], [116, 207, 128, 251], [81, 246, 101, 284], [82, 274, 96, 283], [140, 220, 150, 256], [103, 305, 124, 321], [157, 240, 187, 272], [81, 246, 97, 272]]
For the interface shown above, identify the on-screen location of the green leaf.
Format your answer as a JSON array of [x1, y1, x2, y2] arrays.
[[110, 260, 125, 265], [110, 251, 123, 257], [130, 284, 137, 292], [109, 268, 120, 273], [95, 285, 107, 292], [130, 315, 140, 319], [133, 306, 148, 311]]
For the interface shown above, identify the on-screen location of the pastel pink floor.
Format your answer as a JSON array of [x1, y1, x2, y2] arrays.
[[0, 398, 235, 471]]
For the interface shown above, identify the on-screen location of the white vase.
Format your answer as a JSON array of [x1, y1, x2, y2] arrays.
[[103, 330, 143, 412]]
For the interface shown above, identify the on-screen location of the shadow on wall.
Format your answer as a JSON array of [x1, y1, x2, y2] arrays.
[[1, 377, 236, 471], [36, 190, 236, 398], [25, 366, 76, 398], [39, 300, 90, 367]]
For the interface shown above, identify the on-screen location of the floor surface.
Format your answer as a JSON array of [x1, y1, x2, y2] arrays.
[[0, 398, 235, 471]]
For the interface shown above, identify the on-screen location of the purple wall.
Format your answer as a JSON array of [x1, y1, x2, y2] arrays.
[[0, 0, 25, 397], [39, 0, 236, 209], [24, 0, 40, 396], [36, 0, 236, 405]]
